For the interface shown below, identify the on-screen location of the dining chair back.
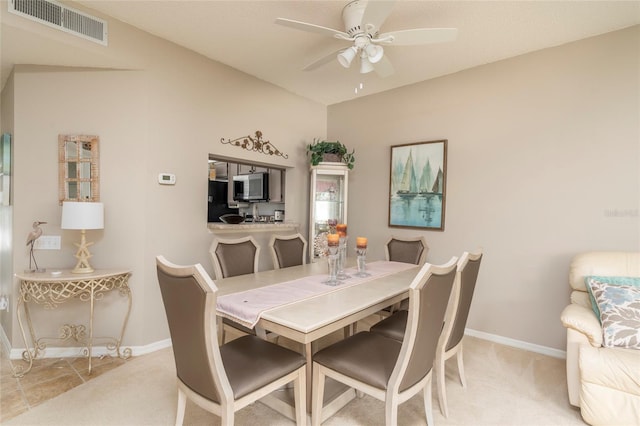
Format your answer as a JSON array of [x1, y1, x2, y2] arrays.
[[380, 236, 429, 315], [270, 233, 307, 269], [156, 256, 307, 425], [436, 249, 483, 417], [385, 235, 429, 265], [311, 257, 458, 426], [209, 236, 260, 279]]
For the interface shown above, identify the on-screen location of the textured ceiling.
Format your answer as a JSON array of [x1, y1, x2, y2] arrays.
[[4, 1, 640, 105]]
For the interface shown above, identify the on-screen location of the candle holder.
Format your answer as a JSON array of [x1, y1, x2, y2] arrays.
[[337, 236, 351, 280], [324, 235, 340, 286], [355, 247, 370, 277]]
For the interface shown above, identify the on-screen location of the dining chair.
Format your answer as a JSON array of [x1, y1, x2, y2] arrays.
[[209, 236, 266, 343], [379, 235, 429, 315], [155, 256, 307, 426], [311, 257, 458, 426], [209, 236, 260, 280], [270, 233, 308, 269], [385, 235, 429, 266], [370, 249, 483, 418]]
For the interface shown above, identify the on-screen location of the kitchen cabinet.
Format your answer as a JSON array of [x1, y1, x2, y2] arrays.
[[238, 164, 268, 174], [309, 163, 349, 261]]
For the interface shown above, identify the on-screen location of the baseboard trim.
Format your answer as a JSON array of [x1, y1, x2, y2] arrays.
[[7, 338, 172, 360], [465, 328, 566, 359]]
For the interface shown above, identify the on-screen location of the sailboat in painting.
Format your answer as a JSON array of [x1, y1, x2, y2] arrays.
[[419, 159, 433, 195], [431, 167, 444, 195], [397, 149, 419, 198]]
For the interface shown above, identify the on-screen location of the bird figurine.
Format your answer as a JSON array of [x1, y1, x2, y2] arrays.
[[26, 221, 46, 272]]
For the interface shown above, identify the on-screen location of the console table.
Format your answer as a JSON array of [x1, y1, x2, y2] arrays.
[[13, 269, 132, 377]]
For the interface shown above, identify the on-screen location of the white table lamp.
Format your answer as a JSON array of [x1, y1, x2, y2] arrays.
[[61, 201, 104, 274]]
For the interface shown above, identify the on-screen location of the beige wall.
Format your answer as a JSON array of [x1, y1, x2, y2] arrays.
[[328, 26, 640, 350], [1, 11, 325, 348]]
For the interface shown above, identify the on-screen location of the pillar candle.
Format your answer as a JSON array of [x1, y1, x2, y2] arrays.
[[356, 237, 368, 249], [327, 233, 340, 247]]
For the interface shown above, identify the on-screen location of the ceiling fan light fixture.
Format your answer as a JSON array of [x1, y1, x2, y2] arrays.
[[337, 46, 358, 68], [365, 44, 384, 63], [360, 56, 375, 74]]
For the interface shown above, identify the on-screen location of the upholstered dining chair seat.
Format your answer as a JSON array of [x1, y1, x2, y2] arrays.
[[221, 335, 306, 399], [369, 309, 408, 342], [313, 332, 402, 390]]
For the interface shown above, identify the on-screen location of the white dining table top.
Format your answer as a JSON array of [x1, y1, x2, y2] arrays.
[[214, 260, 422, 341]]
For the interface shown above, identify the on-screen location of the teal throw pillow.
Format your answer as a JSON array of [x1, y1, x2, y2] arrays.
[[584, 276, 640, 322]]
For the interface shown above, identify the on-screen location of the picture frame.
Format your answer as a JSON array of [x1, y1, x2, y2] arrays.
[[389, 139, 447, 230]]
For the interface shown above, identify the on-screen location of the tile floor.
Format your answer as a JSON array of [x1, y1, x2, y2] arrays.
[[0, 344, 128, 422]]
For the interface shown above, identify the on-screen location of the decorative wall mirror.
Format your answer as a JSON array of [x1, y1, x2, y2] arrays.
[[58, 135, 100, 204]]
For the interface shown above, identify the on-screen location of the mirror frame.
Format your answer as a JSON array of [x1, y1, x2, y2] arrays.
[[58, 134, 100, 204]]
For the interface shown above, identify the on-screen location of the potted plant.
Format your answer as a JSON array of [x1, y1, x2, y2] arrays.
[[306, 138, 355, 169]]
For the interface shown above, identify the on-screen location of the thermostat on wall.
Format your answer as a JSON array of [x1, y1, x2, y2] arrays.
[[158, 173, 176, 185]]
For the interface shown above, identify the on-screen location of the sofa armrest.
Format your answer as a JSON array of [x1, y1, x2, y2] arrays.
[[561, 304, 602, 347], [579, 346, 640, 425]]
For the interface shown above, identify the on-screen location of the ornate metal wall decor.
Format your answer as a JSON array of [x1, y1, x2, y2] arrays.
[[220, 130, 288, 159]]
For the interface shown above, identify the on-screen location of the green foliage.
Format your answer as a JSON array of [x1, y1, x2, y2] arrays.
[[306, 138, 355, 170]]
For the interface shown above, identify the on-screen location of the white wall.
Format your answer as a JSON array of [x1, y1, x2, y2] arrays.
[[2, 11, 326, 348], [328, 26, 640, 350]]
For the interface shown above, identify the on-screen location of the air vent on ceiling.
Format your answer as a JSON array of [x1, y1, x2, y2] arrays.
[[9, 0, 108, 46]]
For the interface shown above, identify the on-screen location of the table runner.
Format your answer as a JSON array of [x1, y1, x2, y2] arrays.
[[217, 261, 417, 329]]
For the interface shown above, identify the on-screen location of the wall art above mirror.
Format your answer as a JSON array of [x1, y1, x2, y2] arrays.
[[58, 134, 100, 204]]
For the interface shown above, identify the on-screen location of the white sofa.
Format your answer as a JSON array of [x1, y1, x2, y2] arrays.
[[560, 251, 640, 426]]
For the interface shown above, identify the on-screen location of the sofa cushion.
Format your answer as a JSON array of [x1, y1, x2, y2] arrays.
[[585, 276, 640, 320], [570, 252, 640, 292], [587, 280, 640, 349]]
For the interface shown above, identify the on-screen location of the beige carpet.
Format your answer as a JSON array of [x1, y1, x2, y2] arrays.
[[6, 334, 585, 425]]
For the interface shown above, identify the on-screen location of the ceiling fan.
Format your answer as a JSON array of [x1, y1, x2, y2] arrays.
[[275, 0, 458, 77]]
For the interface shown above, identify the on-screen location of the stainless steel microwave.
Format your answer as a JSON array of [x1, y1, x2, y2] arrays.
[[233, 172, 269, 201]]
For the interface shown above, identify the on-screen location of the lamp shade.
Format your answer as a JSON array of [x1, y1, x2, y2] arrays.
[[360, 56, 375, 74], [61, 202, 104, 230], [365, 44, 384, 64], [337, 46, 358, 68]]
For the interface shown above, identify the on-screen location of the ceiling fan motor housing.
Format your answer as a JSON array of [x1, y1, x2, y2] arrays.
[[342, 0, 368, 37]]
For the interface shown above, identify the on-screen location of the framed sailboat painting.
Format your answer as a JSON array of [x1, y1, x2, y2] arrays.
[[389, 139, 447, 230]]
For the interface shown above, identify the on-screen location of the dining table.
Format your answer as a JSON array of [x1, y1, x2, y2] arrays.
[[215, 258, 422, 421]]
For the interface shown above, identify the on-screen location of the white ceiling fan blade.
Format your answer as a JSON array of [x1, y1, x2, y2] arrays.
[[303, 49, 345, 71], [376, 28, 458, 46], [373, 55, 394, 78], [361, 0, 396, 33], [275, 18, 350, 40]]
